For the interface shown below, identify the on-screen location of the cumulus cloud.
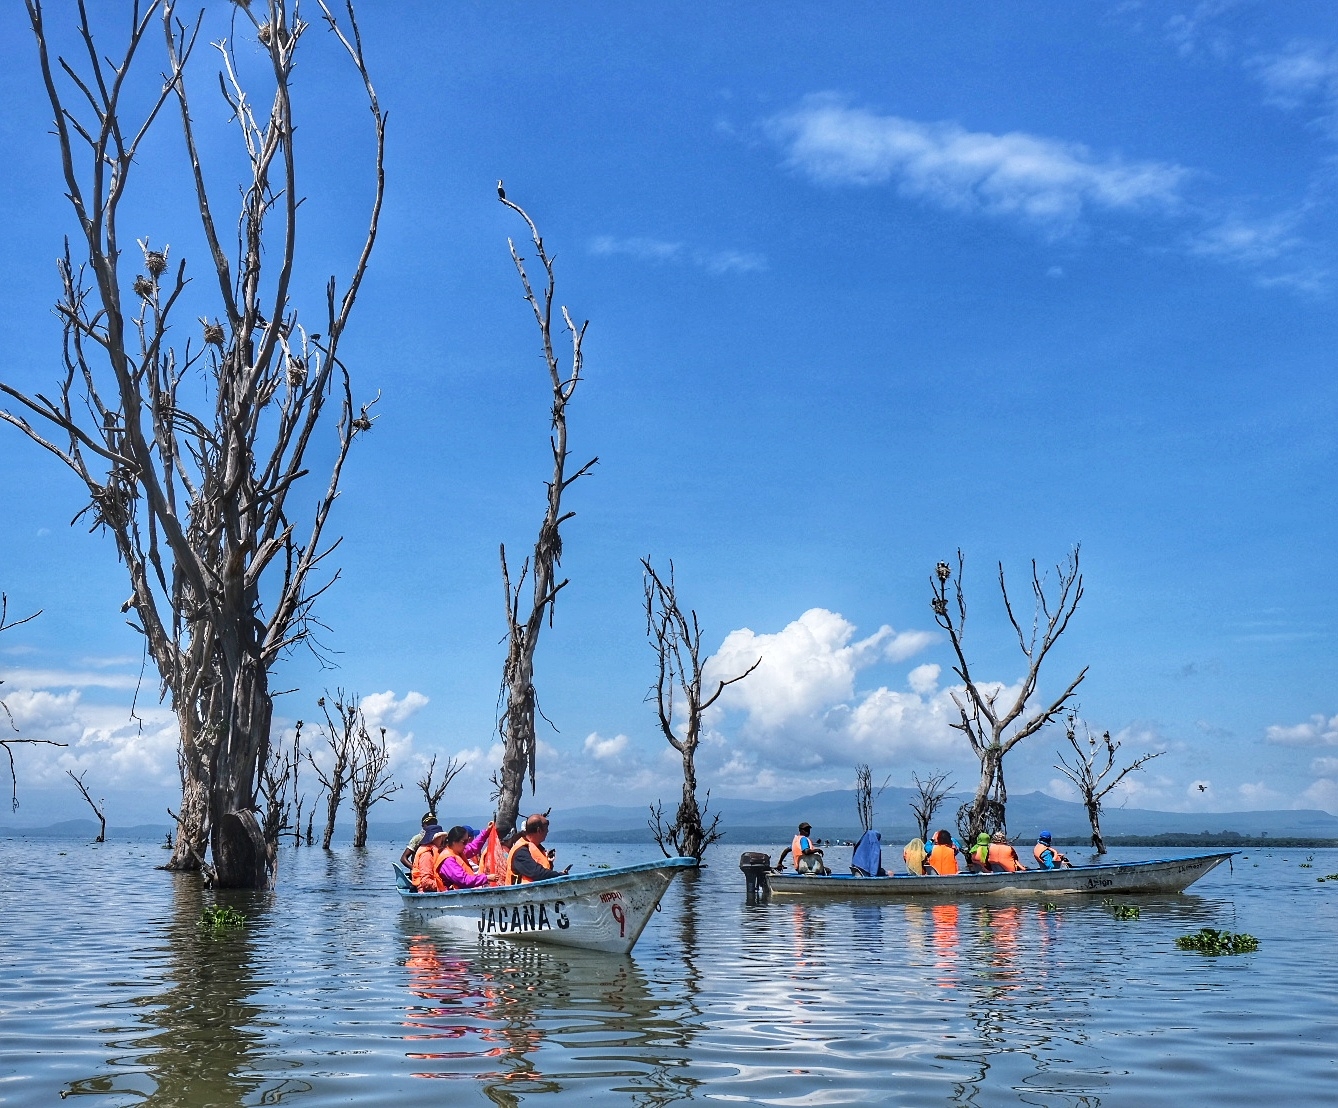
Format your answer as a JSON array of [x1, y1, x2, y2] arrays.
[[360, 689, 429, 727], [589, 235, 766, 274], [1249, 41, 1338, 116], [1265, 713, 1338, 746], [1236, 781, 1284, 807], [766, 93, 1188, 235], [583, 732, 629, 760], [907, 663, 940, 696]]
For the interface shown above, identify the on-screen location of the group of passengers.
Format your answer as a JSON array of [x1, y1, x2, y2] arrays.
[[783, 822, 1072, 877], [401, 810, 572, 892]]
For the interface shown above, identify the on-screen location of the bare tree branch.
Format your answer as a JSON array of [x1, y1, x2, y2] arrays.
[[1055, 711, 1164, 853]]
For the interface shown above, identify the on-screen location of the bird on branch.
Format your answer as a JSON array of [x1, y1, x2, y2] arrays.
[[497, 179, 506, 201]]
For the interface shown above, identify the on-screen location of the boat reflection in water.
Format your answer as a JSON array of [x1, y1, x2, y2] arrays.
[[399, 912, 698, 1102]]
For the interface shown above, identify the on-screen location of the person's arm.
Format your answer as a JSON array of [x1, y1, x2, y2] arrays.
[[440, 855, 489, 888], [464, 823, 494, 859]]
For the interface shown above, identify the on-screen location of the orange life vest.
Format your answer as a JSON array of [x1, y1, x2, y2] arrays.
[[411, 844, 445, 892], [505, 838, 550, 885], [791, 834, 817, 871], [987, 843, 1024, 872], [927, 843, 959, 875], [1034, 841, 1066, 867]]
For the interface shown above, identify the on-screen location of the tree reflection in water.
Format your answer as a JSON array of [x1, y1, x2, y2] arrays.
[[400, 910, 700, 1105], [64, 874, 307, 1107]]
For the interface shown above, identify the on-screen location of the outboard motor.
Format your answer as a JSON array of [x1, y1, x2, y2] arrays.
[[739, 851, 771, 904]]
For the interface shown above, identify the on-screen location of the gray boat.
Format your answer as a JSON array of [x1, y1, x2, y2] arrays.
[[751, 851, 1236, 900]]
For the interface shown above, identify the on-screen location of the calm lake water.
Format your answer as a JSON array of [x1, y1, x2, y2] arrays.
[[1, 835, 1335, 1106]]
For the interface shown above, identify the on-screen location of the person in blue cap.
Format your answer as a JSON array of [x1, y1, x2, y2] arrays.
[[1032, 831, 1071, 869]]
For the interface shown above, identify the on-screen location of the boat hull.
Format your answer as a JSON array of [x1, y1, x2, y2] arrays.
[[764, 852, 1235, 898], [396, 856, 695, 954]]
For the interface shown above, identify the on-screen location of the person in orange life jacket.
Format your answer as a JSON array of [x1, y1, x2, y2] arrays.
[[925, 829, 962, 875], [505, 814, 571, 884], [987, 832, 1028, 872], [438, 825, 493, 889], [400, 812, 441, 868], [787, 822, 826, 873], [410, 829, 449, 892], [1033, 831, 1071, 869]]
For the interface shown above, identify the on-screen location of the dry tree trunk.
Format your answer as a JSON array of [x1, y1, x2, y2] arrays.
[[349, 724, 400, 848], [854, 764, 890, 834], [492, 189, 596, 838], [67, 769, 106, 843], [1055, 712, 1163, 855], [930, 549, 1087, 843], [309, 692, 358, 850], [643, 559, 759, 862], [3, 1, 385, 888], [417, 753, 465, 816], [908, 771, 955, 843]]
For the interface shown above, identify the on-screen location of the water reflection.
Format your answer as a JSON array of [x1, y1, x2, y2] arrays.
[[70, 875, 303, 1106], [398, 915, 698, 1105]]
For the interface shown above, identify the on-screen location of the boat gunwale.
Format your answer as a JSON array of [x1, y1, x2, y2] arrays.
[[394, 854, 696, 904]]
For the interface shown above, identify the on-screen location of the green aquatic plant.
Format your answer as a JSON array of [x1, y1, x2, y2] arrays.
[[1175, 928, 1258, 955], [1039, 902, 1058, 912], [200, 905, 247, 931], [1299, 863, 1312, 868], [1111, 904, 1141, 920], [1317, 873, 1338, 882]]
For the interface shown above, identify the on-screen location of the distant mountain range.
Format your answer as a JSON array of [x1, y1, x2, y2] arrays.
[[9, 787, 1337, 845]]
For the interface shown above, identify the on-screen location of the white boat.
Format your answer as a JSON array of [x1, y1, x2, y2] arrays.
[[759, 851, 1236, 899], [394, 856, 695, 954]]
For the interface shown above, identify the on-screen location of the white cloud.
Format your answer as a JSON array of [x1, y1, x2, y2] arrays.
[[1295, 778, 1338, 814], [1265, 713, 1338, 746], [766, 93, 1188, 235], [360, 689, 429, 727], [1164, 1, 1240, 61], [1249, 41, 1338, 114], [583, 731, 629, 760], [1236, 781, 1284, 807], [907, 663, 940, 696], [589, 235, 766, 274]]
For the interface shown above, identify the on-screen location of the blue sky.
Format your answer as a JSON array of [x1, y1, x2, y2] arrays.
[[2, 1, 1337, 827]]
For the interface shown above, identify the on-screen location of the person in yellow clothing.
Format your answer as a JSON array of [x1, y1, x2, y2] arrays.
[[504, 814, 571, 884]]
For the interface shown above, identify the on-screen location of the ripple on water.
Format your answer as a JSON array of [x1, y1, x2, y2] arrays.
[[2, 840, 1337, 1104]]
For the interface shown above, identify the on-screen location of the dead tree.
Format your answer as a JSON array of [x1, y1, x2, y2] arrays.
[[930, 549, 1087, 842], [1056, 712, 1163, 854], [643, 558, 759, 861], [1, 594, 66, 810], [1, 2, 385, 888], [854, 763, 890, 833], [259, 732, 295, 870], [66, 769, 106, 843], [492, 190, 596, 838], [908, 771, 955, 843], [309, 692, 358, 850], [417, 753, 465, 816], [290, 720, 306, 847], [349, 723, 401, 848]]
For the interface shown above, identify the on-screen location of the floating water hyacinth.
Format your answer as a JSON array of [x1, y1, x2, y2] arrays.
[[1175, 928, 1258, 955], [1111, 904, 1141, 920], [200, 905, 247, 931]]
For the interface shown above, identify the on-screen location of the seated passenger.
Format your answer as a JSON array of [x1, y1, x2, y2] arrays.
[[438, 825, 492, 889], [410, 829, 448, 892], [400, 812, 441, 868], [791, 822, 828, 874], [1033, 831, 1072, 870], [504, 813, 571, 884], [925, 829, 961, 875], [903, 837, 927, 876], [966, 832, 993, 872], [850, 829, 886, 876], [987, 832, 1027, 872]]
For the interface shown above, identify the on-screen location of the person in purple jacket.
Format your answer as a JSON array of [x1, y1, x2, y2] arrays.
[[437, 825, 493, 889]]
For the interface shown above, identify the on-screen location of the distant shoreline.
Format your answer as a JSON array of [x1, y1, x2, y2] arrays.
[[1053, 834, 1338, 849]]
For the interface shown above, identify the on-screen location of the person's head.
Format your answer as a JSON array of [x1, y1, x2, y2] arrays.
[[421, 822, 443, 842], [420, 811, 437, 828], [975, 832, 991, 848], [444, 825, 471, 851], [798, 822, 812, 835], [1038, 830, 1053, 844], [991, 832, 1010, 844], [523, 814, 551, 841], [934, 829, 952, 845], [428, 829, 448, 848]]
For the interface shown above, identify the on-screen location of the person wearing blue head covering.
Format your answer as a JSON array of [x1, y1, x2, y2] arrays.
[[850, 829, 886, 877]]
